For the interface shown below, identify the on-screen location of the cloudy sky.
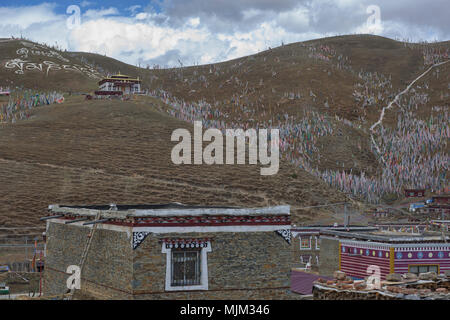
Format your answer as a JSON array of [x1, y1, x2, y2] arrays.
[[1, 0, 449, 67]]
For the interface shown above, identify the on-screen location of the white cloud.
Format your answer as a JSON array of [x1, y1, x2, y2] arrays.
[[127, 5, 142, 15], [135, 13, 149, 20], [80, 1, 94, 8], [83, 7, 120, 19], [69, 17, 209, 62], [0, 2, 447, 68], [276, 7, 310, 32], [0, 3, 60, 30], [187, 17, 200, 28]]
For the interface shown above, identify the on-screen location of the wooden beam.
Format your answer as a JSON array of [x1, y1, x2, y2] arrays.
[[83, 218, 109, 226], [65, 217, 89, 224], [39, 215, 64, 221]]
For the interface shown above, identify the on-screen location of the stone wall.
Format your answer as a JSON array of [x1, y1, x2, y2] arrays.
[[44, 223, 294, 299], [43, 221, 133, 299], [133, 231, 292, 299], [312, 278, 450, 300], [312, 285, 399, 300], [318, 237, 340, 276]]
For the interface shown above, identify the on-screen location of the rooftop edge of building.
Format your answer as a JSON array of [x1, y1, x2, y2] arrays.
[[46, 203, 291, 219], [320, 229, 450, 243]]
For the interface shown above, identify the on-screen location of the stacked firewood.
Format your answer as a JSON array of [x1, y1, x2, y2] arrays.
[[313, 270, 450, 300]]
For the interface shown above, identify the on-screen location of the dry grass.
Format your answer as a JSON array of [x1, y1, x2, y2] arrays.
[[1, 35, 448, 232], [0, 95, 355, 232]]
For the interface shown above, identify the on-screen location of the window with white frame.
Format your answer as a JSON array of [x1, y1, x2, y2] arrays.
[[315, 236, 320, 250], [162, 240, 211, 291], [300, 236, 311, 250]]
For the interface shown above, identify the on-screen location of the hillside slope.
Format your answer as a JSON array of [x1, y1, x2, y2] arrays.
[[0, 35, 448, 233], [141, 34, 449, 202], [0, 39, 141, 92], [0, 95, 356, 232]]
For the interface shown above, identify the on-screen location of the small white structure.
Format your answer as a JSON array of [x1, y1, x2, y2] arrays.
[[0, 87, 10, 96]]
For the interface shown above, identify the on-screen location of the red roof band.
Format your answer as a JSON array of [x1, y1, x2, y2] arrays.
[[57, 214, 290, 227]]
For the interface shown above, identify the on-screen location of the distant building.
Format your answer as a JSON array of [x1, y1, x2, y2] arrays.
[[404, 189, 425, 198], [416, 195, 450, 218], [95, 73, 141, 96], [370, 207, 397, 218], [43, 203, 292, 299], [291, 225, 376, 270], [318, 229, 450, 280], [370, 222, 429, 234], [0, 88, 10, 96], [430, 220, 450, 232], [290, 225, 375, 295], [417, 205, 450, 217], [432, 195, 450, 205]]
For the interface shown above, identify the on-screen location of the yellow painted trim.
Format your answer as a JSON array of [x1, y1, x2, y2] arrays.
[[112, 73, 129, 77], [103, 78, 141, 82], [390, 247, 395, 274], [338, 242, 342, 270]]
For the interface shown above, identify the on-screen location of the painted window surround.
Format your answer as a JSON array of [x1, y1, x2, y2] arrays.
[[315, 236, 320, 250], [300, 236, 312, 250], [162, 241, 212, 291]]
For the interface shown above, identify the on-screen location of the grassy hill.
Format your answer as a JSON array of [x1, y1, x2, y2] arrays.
[[0, 38, 141, 92], [0, 95, 356, 232], [141, 34, 449, 199], [0, 34, 448, 233]]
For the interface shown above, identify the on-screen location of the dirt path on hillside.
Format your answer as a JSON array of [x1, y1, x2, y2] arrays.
[[370, 59, 450, 163]]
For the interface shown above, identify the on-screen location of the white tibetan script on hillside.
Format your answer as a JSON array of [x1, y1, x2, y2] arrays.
[[3, 41, 101, 79]]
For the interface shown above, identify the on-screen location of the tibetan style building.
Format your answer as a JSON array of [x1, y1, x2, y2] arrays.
[[95, 73, 141, 96], [42, 203, 292, 299], [318, 229, 450, 280]]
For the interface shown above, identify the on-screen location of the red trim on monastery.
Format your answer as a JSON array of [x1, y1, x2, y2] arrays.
[[56, 214, 291, 227], [404, 189, 425, 197], [94, 90, 123, 96]]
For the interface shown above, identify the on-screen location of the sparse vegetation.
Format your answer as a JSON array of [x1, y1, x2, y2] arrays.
[[0, 34, 448, 231]]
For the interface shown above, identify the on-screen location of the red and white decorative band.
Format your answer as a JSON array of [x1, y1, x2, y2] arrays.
[[161, 238, 211, 249], [133, 215, 290, 227]]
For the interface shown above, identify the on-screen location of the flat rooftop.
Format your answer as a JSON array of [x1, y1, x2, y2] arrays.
[[292, 226, 378, 232], [320, 229, 450, 243], [46, 203, 290, 219]]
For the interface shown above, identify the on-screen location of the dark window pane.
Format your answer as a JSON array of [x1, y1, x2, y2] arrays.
[[185, 252, 197, 285], [429, 266, 438, 273], [410, 266, 418, 274], [171, 250, 201, 286], [172, 252, 185, 286]]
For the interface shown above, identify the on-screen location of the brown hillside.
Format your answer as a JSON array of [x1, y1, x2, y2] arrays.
[[0, 95, 358, 233], [0, 34, 448, 233], [140, 35, 449, 184], [0, 39, 141, 92]]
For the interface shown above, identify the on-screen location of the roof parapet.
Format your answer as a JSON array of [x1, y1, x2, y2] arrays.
[[46, 204, 291, 219], [320, 229, 450, 243]]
